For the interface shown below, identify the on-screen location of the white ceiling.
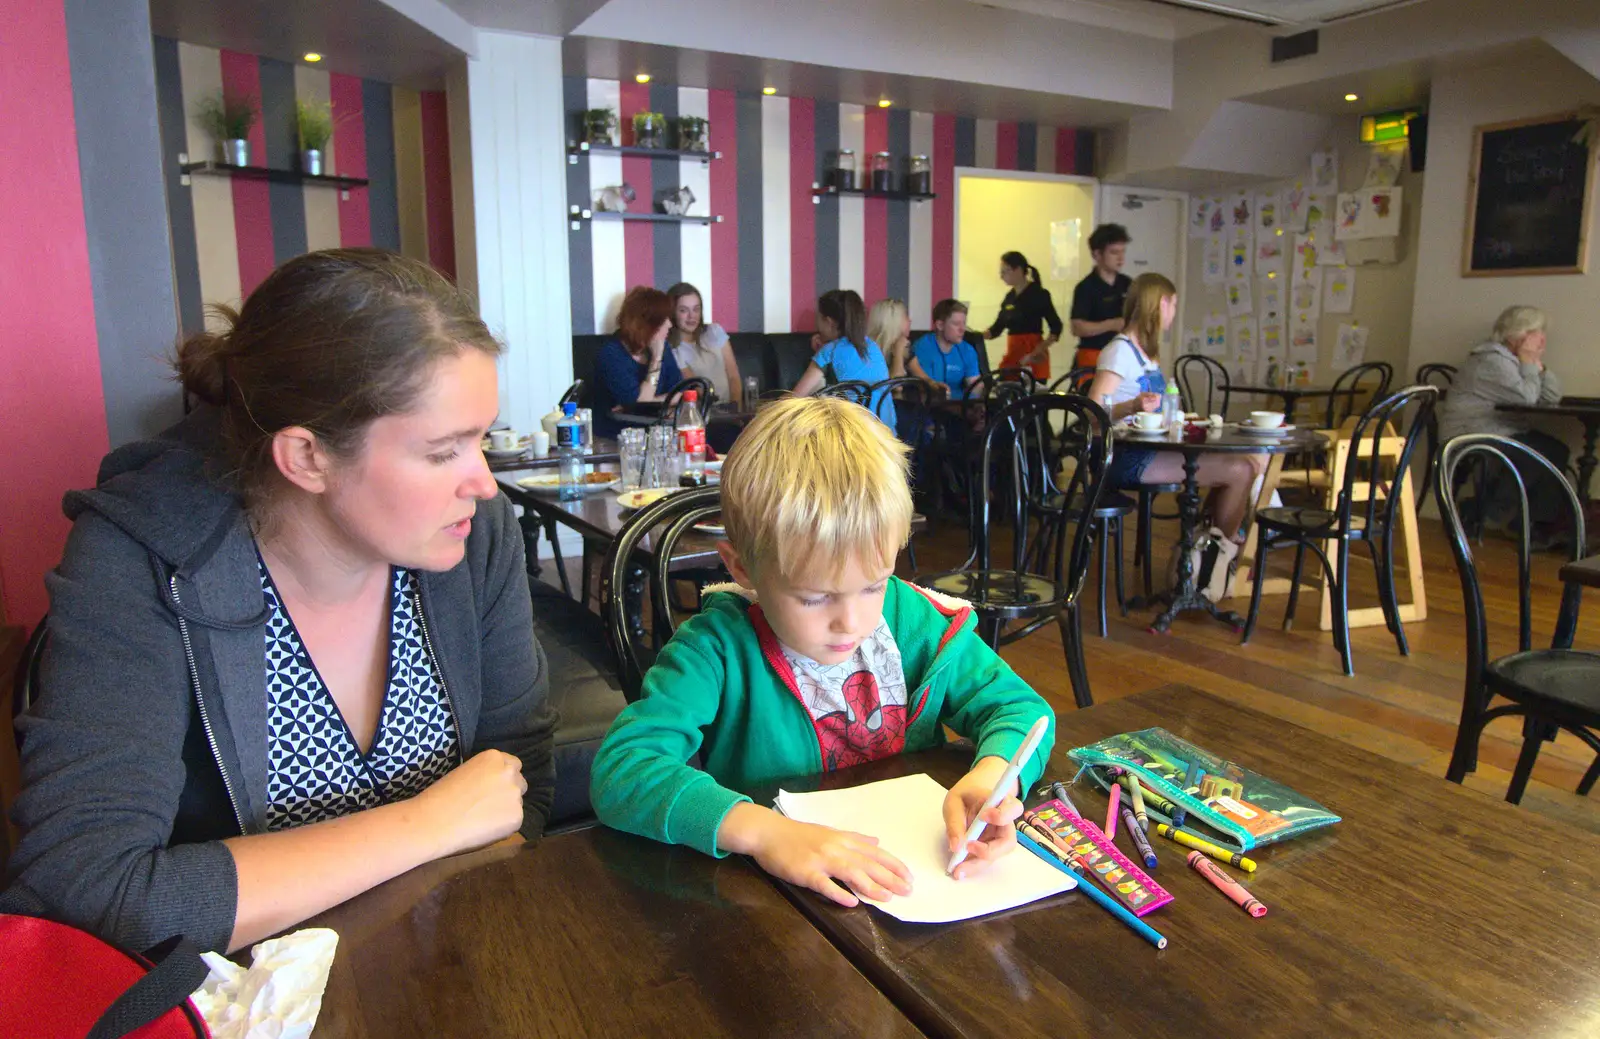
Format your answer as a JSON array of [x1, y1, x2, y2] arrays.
[[1142, 0, 1425, 27]]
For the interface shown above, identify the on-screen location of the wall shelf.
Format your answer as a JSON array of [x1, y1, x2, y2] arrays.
[[568, 142, 720, 165], [811, 185, 936, 203], [587, 210, 721, 225], [179, 161, 369, 190]]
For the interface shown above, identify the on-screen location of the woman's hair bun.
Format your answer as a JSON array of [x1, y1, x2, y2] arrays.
[[173, 305, 239, 406]]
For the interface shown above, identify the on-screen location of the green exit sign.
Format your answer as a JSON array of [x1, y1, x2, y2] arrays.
[[1359, 108, 1421, 144]]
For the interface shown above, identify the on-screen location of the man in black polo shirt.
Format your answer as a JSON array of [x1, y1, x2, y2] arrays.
[[1070, 223, 1132, 369]]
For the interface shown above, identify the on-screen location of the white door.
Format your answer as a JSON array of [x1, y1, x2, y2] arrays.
[[1098, 185, 1186, 291]]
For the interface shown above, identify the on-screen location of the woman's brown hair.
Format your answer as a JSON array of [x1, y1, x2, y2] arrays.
[[665, 281, 707, 348], [616, 286, 673, 355], [817, 289, 868, 359], [175, 248, 503, 509], [1121, 272, 1177, 361]]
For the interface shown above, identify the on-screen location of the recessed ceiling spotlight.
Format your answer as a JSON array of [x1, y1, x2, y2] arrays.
[[763, 86, 777, 95], [636, 73, 652, 84], [303, 52, 322, 63], [1344, 93, 1359, 102], [878, 99, 892, 108]]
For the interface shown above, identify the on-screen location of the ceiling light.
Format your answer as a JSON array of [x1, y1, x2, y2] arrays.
[[1344, 93, 1359, 102], [763, 86, 777, 95], [303, 52, 322, 63], [635, 73, 652, 84], [878, 99, 892, 108]]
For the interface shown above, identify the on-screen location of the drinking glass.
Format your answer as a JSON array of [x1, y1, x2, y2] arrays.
[[618, 428, 646, 491], [742, 375, 760, 409]]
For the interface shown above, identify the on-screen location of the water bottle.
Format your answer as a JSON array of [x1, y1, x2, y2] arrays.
[[1162, 382, 1181, 433], [676, 389, 707, 480], [556, 402, 584, 501]]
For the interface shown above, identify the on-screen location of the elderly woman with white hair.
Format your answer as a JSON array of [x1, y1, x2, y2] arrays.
[[1437, 305, 1570, 541]]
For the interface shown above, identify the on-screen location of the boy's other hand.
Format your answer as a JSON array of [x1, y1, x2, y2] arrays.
[[943, 757, 1022, 881], [722, 804, 912, 907]]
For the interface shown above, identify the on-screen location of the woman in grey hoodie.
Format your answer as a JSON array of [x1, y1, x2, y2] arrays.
[[6, 250, 555, 954]]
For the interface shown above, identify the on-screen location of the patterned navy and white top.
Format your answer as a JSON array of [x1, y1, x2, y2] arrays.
[[260, 560, 461, 832]]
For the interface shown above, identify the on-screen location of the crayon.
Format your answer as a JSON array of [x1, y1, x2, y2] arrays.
[[1122, 774, 1149, 832], [1130, 778, 1177, 816], [1154, 823, 1257, 873], [1017, 826, 1168, 950], [1122, 807, 1158, 870], [1105, 780, 1121, 840], [1187, 851, 1268, 917], [1050, 780, 1080, 817]]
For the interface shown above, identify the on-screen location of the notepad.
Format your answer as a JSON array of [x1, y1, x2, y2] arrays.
[[774, 773, 1076, 924]]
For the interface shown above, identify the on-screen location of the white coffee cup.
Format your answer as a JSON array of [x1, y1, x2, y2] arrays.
[[490, 429, 519, 450], [1133, 411, 1164, 431], [1249, 411, 1286, 429], [529, 430, 550, 457]]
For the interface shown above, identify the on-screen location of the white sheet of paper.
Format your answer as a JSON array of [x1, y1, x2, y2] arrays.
[[774, 774, 1074, 924]]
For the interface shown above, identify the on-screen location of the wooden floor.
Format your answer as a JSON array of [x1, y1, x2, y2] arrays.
[[904, 509, 1600, 836]]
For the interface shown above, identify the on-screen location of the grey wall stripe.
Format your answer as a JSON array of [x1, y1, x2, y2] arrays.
[[812, 99, 839, 296], [363, 78, 401, 250], [152, 35, 202, 337], [735, 92, 763, 332], [65, 2, 181, 446], [651, 82, 681, 288], [886, 107, 911, 306], [954, 117, 976, 168], [1016, 122, 1037, 172], [256, 58, 307, 264], [1076, 128, 1096, 176], [563, 77, 594, 335]]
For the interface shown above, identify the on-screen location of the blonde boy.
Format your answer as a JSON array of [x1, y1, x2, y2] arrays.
[[589, 397, 1055, 905]]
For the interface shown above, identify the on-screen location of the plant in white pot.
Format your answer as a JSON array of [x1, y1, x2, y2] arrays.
[[195, 92, 258, 166], [296, 99, 335, 176], [676, 116, 709, 152], [632, 111, 666, 149], [583, 107, 618, 147]]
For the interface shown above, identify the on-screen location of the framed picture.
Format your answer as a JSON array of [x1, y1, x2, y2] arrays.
[[1463, 112, 1597, 276]]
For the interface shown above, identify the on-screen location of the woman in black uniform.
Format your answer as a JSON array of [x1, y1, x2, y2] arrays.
[[983, 251, 1063, 381]]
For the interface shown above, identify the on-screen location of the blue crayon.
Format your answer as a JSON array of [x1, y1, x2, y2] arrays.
[[1121, 807, 1159, 870], [1018, 829, 1168, 950]]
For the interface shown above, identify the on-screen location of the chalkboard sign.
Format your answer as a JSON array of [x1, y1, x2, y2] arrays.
[[1463, 113, 1596, 276]]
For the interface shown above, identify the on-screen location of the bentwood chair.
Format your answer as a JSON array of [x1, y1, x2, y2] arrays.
[[558, 380, 585, 407], [658, 377, 717, 426], [1047, 367, 1097, 396], [923, 395, 1113, 708], [1413, 363, 1456, 513], [1174, 354, 1233, 419], [1437, 434, 1600, 804], [1322, 361, 1394, 429], [871, 376, 934, 574], [1242, 385, 1437, 676], [814, 380, 872, 406]]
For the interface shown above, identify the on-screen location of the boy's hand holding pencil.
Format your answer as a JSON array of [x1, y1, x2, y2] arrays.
[[943, 759, 1024, 880]]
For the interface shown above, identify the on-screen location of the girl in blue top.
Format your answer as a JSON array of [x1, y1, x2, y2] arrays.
[[793, 289, 896, 429]]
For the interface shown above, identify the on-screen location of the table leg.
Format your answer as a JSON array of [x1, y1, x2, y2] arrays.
[[1149, 454, 1245, 633], [1281, 393, 1300, 426], [1578, 420, 1599, 501]]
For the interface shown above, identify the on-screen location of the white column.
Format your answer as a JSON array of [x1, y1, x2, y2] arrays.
[[456, 32, 574, 436]]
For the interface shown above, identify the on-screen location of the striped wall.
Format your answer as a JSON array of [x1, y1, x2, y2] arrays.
[[154, 39, 453, 333], [565, 78, 1096, 335]]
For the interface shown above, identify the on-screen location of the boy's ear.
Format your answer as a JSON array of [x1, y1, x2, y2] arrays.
[[716, 540, 756, 589]]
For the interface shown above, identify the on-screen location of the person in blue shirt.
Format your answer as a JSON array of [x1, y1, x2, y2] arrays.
[[793, 289, 896, 429], [592, 287, 682, 438], [910, 299, 983, 400]]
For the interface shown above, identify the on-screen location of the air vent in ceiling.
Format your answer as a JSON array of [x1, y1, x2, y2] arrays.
[[1271, 28, 1319, 62], [1145, 0, 1420, 28]]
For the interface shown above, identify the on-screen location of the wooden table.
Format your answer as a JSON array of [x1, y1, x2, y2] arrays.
[[752, 685, 1600, 1038], [309, 826, 920, 1038], [1559, 554, 1600, 589], [1496, 398, 1600, 500], [486, 438, 620, 474], [1230, 384, 1359, 426], [499, 475, 724, 571]]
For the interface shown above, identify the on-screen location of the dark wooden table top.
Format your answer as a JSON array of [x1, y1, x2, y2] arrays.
[[750, 685, 1600, 1039], [1496, 399, 1600, 421], [1230, 384, 1356, 400], [498, 477, 726, 570], [1559, 554, 1600, 589], [308, 826, 921, 1039], [486, 438, 620, 473], [1113, 424, 1325, 456]]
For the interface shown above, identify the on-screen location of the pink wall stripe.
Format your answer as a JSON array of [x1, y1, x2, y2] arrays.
[[1055, 128, 1077, 180], [788, 97, 817, 332], [220, 51, 274, 295], [419, 90, 456, 278], [995, 121, 1018, 171], [329, 73, 371, 247], [708, 89, 739, 332], [862, 107, 888, 308], [0, 0, 108, 627], [931, 114, 956, 306], [619, 81, 654, 292]]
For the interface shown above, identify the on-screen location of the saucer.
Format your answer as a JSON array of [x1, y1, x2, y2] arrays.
[[1237, 423, 1295, 436]]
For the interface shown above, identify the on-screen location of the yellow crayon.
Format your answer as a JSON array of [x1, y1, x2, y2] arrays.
[[1154, 823, 1257, 872]]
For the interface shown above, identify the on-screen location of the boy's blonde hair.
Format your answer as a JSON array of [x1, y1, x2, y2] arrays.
[[721, 396, 911, 582]]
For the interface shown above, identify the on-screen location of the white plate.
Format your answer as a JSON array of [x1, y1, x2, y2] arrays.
[[616, 488, 680, 511], [1123, 424, 1171, 437], [515, 474, 619, 495], [484, 447, 527, 462], [1236, 423, 1296, 436]]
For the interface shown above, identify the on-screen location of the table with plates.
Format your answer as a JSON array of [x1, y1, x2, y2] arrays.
[[1115, 421, 1327, 633], [1229, 384, 1360, 426], [484, 437, 620, 474], [1495, 398, 1600, 500]]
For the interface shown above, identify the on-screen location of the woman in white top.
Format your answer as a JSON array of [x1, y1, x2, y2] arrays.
[[667, 282, 743, 405], [1087, 273, 1263, 600]]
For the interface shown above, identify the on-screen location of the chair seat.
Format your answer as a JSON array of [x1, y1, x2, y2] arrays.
[[1140, 482, 1183, 495], [924, 569, 1069, 619], [1485, 650, 1600, 723], [1095, 491, 1136, 518], [1257, 506, 1369, 538]]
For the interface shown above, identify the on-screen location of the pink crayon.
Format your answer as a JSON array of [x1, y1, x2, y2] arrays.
[[1105, 779, 1121, 840]]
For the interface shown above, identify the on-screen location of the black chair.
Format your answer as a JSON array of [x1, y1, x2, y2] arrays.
[[658, 376, 716, 425], [1414, 362, 1457, 515], [1242, 385, 1438, 676], [923, 394, 1112, 708], [987, 367, 1039, 395], [1322, 361, 1394, 429], [601, 485, 725, 700], [1437, 434, 1600, 804], [814, 380, 872, 405], [558, 380, 585, 407], [1047, 367, 1096, 395], [870, 376, 937, 574], [13, 617, 47, 754], [1175, 354, 1233, 418]]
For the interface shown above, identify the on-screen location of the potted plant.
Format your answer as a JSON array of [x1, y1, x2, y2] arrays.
[[583, 107, 617, 147], [295, 99, 335, 176], [632, 111, 666, 149], [676, 116, 709, 152], [195, 92, 258, 166]]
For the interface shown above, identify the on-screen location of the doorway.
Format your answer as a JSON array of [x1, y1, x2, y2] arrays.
[[955, 169, 1097, 378], [1098, 185, 1188, 353]]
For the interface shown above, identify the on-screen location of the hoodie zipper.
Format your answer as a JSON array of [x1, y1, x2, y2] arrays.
[[906, 606, 973, 722], [412, 579, 464, 763], [170, 575, 248, 835]]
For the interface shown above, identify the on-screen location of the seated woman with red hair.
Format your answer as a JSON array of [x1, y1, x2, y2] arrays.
[[593, 287, 682, 438]]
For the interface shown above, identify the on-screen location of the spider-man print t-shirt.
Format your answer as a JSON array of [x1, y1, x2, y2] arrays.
[[780, 621, 909, 771]]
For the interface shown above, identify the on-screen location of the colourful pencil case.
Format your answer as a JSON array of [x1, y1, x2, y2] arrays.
[[1028, 800, 1173, 917], [1068, 727, 1340, 852]]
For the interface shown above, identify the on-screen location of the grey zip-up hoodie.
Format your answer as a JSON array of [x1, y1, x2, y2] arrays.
[[1436, 339, 1562, 444], [5, 409, 556, 952]]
